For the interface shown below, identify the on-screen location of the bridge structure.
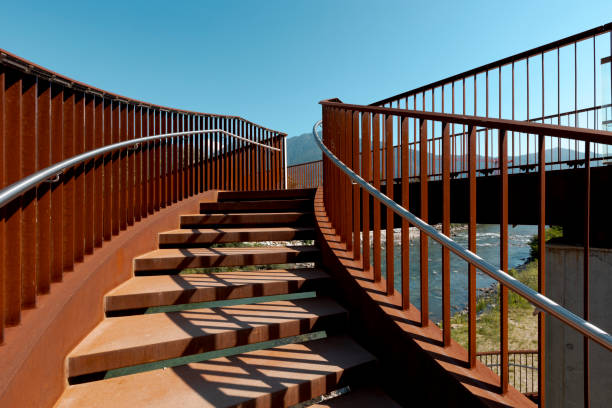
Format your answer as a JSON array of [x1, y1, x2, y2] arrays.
[[1, 22, 612, 408]]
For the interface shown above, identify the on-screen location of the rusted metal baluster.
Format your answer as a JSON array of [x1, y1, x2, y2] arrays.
[[345, 110, 353, 252], [178, 114, 185, 198], [36, 79, 52, 294], [500, 129, 509, 394], [584, 141, 591, 408], [171, 112, 178, 202], [73, 92, 85, 262], [468, 125, 477, 367], [21, 75, 37, 307], [0, 68, 5, 342], [352, 111, 360, 261], [362, 112, 371, 274], [420, 118, 429, 326], [385, 114, 394, 295], [373, 114, 381, 282], [126, 104, 136, 222], [442, 121, 451, 347], [119, 102, 128, 229], [150, 108, 158, 212], [138, 106, 147, 219], [538, 133, 546, 407], [401, 116, 410, 309], [63, 88, 75, 270]]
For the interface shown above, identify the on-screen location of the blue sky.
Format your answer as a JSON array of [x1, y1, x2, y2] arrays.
[[1, 1, 611, 137]]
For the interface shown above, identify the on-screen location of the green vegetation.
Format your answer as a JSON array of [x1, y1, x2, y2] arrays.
[[443, 226, 562, 352]]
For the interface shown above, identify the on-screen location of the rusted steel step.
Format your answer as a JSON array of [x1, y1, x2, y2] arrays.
[[200, 199, 313, 213], [58, 336, 375, 408], [67, 297, 347, 378], [133, 246, 319, 274], [217, 188, 316, 202], [159, 227, 315, 247], [105, 268, 329, 313], [310, 387, 401, 407], [180, 212, 313, 227]]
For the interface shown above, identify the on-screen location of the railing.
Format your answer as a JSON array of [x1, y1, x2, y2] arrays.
[[314, 95, 612, 406], [0, 49, 286, 345], [477, 350, 539, 395], [287, 160, 322, 189], [371, 22, 612, 182]]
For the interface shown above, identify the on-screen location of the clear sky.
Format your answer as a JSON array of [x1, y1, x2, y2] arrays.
[[1, 1, 611, 137]]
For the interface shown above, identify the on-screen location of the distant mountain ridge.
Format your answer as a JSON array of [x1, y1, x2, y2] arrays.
[[286, 132, 322, 166]]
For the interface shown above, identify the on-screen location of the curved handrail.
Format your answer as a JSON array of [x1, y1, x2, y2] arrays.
[[320, 99, 612, 145], [312, 119, 612, 352], [0, 129, 280, 209]]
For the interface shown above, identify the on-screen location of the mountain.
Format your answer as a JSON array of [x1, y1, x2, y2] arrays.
[[286, 132, 322, 166]]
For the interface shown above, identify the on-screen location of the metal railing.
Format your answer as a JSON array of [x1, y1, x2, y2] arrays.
[[287, 160, 322, 189], [0, 49, 286, 345], [314, 89, 612, 405], [477, 350, 539, 395]]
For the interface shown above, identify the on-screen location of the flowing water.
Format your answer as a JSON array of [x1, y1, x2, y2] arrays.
[[377, 224, 537, 322]]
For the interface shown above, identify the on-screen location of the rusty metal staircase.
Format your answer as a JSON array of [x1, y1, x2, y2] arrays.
[[54, 189, 400, 408]]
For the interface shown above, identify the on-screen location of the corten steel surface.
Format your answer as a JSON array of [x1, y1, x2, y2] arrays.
[[0, 49, 286, 348], [313, 188, 535, 407], [317, 89, 612, 406]]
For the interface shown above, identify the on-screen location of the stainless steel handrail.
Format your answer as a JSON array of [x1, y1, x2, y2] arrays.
[[0, 129, 280, 209], [312, 119, 612, 352]]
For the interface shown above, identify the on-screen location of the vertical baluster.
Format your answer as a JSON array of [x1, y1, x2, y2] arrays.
[[189, 115, 194, 196], [111, 99, 120, 231], [127, 104, 136, 222], [468, 125, 477, 367], [94, 96, 105, 241], [538, 133, 546, 407], [36, 79, 51, 294], [385, 114, 394, 295], [119, 102, 128, 229], [345, 110, 353, 251], [352, 111, 360, 261], [420, 118, 429, 326], [401, 115, 410, 309], [372, 114, 381, 282], [178, 113, 184, 198], [136, 106, 145, 219], [144, 106, 153, 215], [584, 140, 591, 408], [73, 92, 85, 262], [161, 110, 169, 208], [442, 121, 451, 346], [204, 116, 209, 191], [199, 116, 204, 193], [51, 84, 64, 279], [158, 110, 166, 208], [63, 88, 75, 269], [152, 109, 159, 210], [170, 112, 177, 202], [499, 129, 509, 393], [0, 67, 5, 342], [2, 68, 23, 322], [21, 74, 37, 307], [84, 94, 95, 249]]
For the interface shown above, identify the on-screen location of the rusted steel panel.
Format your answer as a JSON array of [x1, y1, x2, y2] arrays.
[[352, 112, 360, 261], [138, 106, 147, 219], [127, 104, 136, 222], [119, 103, 128, 224], [36, 80, 51, 294], [62, 88, 75, 271], [171, 112, 177, 203], [362, 113, 371, 275], [21, 74, 37, 308], [50, 85, 64, 280], [93, 97, 104, 243], [0, 67, 4, 342], [151, 109, 159, 212], [147, 108, 154, 213], [538, 133, 546, 407], [583, 141, 591, 408], [110, 99, 120, 234], [385, 114, 393, 295]]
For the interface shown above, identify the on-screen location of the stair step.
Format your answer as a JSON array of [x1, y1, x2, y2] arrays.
[[105, 268, 329, 312], [217, 188, 316, 202], [200, 199, 312, 213], [133, 246, 319, 274], [68, 297, 347, 378], [310, 387, 401, 407], [159, 227, 315, 246], [58, 336, 375, 408], [181, 212, 313, 227]]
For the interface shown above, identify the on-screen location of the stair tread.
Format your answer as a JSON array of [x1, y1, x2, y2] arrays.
[[310, 387, 401, 407], [68, 297, 346, 377], [159, 227, 315, 245], [105, 268, 329, 311], [200, 199, 312, 212], [136, 245, 319, 259], [217, 188, 316, 201], [58, 336, 375, 408]]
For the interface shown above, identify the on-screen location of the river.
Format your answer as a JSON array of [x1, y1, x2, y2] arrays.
[[376, 224, 537, 322]]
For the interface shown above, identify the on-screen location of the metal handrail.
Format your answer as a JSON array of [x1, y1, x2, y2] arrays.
[[312, 119, 612, 352], [0, 129, 280, 209]]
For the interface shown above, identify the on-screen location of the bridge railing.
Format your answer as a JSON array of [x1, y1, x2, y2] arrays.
[[371, 22, 612, 181], [0, 49, 286, 345], [287, 160, 322, 189], [315, 96, 612, 405]]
